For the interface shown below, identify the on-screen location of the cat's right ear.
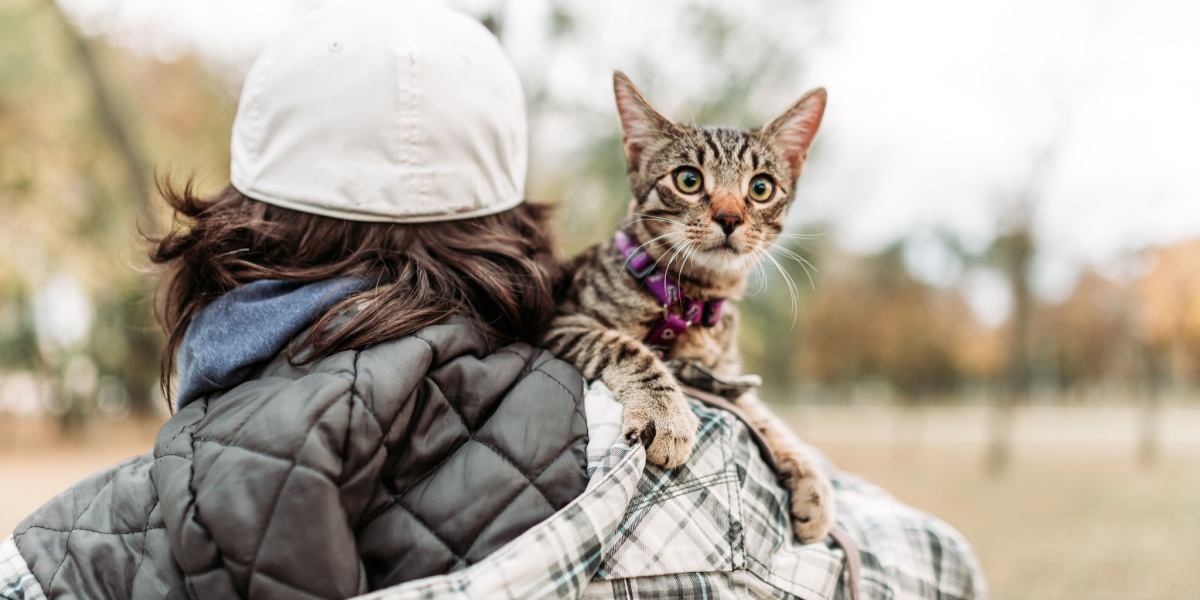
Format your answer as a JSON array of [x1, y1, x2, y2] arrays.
[[760, 87, 827, 179], [613, 71, 677, 167]]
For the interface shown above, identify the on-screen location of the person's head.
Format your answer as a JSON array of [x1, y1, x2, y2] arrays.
[[150, 0, 554, 399]]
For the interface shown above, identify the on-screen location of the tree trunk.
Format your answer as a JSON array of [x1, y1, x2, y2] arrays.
[[985, 228, 1033, 477], [46, 0, 153, 230], [1137, 345, 1165, 469], [47, 1, 164, 418], [1137, 385, 1161, 468]]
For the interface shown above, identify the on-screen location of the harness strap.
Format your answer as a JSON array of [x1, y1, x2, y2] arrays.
[[829, 527, 863, 600]]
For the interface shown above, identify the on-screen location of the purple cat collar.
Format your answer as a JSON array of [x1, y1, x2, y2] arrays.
[[614, 230, 724, 352]]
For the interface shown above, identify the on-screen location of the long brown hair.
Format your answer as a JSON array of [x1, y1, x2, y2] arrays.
[[149, 180, 561, 403]]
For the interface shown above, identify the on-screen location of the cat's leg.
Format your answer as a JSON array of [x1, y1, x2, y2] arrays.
[[708, 330, 834, 542], [733, 391, 836, 543], [541, 313, 699, 468]]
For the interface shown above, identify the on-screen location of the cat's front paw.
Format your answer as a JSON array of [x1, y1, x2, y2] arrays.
[[622, 388, 699, 469], [779, 454, 836, 543]]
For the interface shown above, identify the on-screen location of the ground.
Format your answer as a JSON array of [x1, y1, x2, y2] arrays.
[[2, 405, 1197, 599]]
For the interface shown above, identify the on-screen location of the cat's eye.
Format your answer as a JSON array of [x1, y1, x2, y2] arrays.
[[672, 167, 704, 194], [748, 174, 775, 202]]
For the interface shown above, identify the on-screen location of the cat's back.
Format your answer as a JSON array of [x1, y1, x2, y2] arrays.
[[562, 237, 613, 296]]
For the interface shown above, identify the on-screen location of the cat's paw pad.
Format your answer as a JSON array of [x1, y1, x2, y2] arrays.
[[622, 395, 699, 469], [780, 458, 836, 543]]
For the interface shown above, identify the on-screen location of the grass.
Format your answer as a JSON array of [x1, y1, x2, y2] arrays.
[[787, 404, 1200, 599], [2, 405, 1198, 599]]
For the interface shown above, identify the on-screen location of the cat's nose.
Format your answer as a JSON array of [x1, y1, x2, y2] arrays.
[[714, 213, 743, 235]]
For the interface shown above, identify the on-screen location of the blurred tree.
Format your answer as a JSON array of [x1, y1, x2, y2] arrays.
[[795, 251, 880, 393], [0, 285, 40, 372], [0, 0, 232, 427], [798, 246, 993, 403], [1136, 242, 1200, 379], [984, 223, 1033, 476], [1133, 241, 1200, 466], [1035, 272, 1130, 392], [869, 246, 963, 404], [45, 0, 152, 229], [89, 281, 162, 417], [982, 129, 1064, 475]]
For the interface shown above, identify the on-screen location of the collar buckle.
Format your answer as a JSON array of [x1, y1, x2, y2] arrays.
[[628, 253, 657, 280]]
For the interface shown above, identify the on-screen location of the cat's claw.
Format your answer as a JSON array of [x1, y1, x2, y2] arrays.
[[780, 454, 837, 543], [622, 397, 699, 469]]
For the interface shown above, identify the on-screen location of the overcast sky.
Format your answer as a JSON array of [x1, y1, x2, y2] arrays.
[[58, 0, 1200, 310], [804, 0, 1200, 301]]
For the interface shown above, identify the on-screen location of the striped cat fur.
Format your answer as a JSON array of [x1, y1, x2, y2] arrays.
[[541, 72, 835, 542]]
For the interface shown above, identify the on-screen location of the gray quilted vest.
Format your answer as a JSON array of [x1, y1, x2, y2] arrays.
[[9, 317, 588, 599]]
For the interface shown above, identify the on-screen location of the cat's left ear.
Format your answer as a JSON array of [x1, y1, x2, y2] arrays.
[[760, 87, 827, 178]]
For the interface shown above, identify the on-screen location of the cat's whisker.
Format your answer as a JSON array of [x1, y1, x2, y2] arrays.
[[679, 241, 701, 282], [768, 241, 810, 266], [674, 241, 696, 279], [770, 244, 818, 290], [777, 232, 826, 240], [631, 212, 686, 226], [649, 237, 688, 277], [774, 233, 824, 252], [681, 242, 698, 281], [749, 248, 769, 296], [756, 247, 774, 295], [665, 243, 693, 295], [763, 251, 800, 329], [676, 241, 696, 280], [621, 231, 678, 271], [777, 249, 818, 290], [630, 217, 683, 229], [662, 239, 693, 289]]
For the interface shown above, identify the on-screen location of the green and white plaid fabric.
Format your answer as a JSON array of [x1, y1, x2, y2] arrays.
[[0, 538, 43, 600], [357, 397, 987, 600]]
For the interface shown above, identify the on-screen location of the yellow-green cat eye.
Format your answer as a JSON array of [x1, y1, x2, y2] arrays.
[[748, 174, 775, 202], [672, 167, 704, 194]]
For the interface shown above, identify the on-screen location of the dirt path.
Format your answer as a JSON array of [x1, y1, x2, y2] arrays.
[[0, 417, 159, 533]]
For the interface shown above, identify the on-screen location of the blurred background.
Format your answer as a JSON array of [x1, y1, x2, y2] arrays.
[[1, 0, 1197, 597]]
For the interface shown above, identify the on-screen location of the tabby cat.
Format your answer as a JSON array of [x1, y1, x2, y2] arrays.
[[541, 72, 835, 542]]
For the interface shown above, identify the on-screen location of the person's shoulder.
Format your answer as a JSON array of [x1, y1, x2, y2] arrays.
[[331, 315, 585, 404]]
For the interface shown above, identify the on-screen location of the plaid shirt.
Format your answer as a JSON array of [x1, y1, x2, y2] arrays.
[[0, 538, 42, 600], [1, 393, 985, 600], [352, 394, 987, 600]]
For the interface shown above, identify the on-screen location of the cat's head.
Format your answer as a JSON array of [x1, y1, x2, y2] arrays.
[[613, 71, 826, 284]]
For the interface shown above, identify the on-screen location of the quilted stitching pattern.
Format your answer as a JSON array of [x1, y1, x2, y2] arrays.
[[11, 318, 588, 599], [362, 337, 588, 588], [11, 455, 179, 599]]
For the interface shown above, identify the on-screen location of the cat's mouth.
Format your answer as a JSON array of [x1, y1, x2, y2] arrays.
[[707, 237, 746, 255], [689, 231, 758, 265]]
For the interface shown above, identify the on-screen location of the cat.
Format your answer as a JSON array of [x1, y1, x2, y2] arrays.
[[541, 72, 835, 542]]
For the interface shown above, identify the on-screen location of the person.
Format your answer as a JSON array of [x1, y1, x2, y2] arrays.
[[0, 1, 986, 599]]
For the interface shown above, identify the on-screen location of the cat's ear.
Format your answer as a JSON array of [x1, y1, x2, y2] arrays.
[[613, 71, 678, 167], [761, 87, 827, 177]]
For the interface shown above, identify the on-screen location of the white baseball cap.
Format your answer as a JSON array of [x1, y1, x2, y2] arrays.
[[230, 0, 528, 223]]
